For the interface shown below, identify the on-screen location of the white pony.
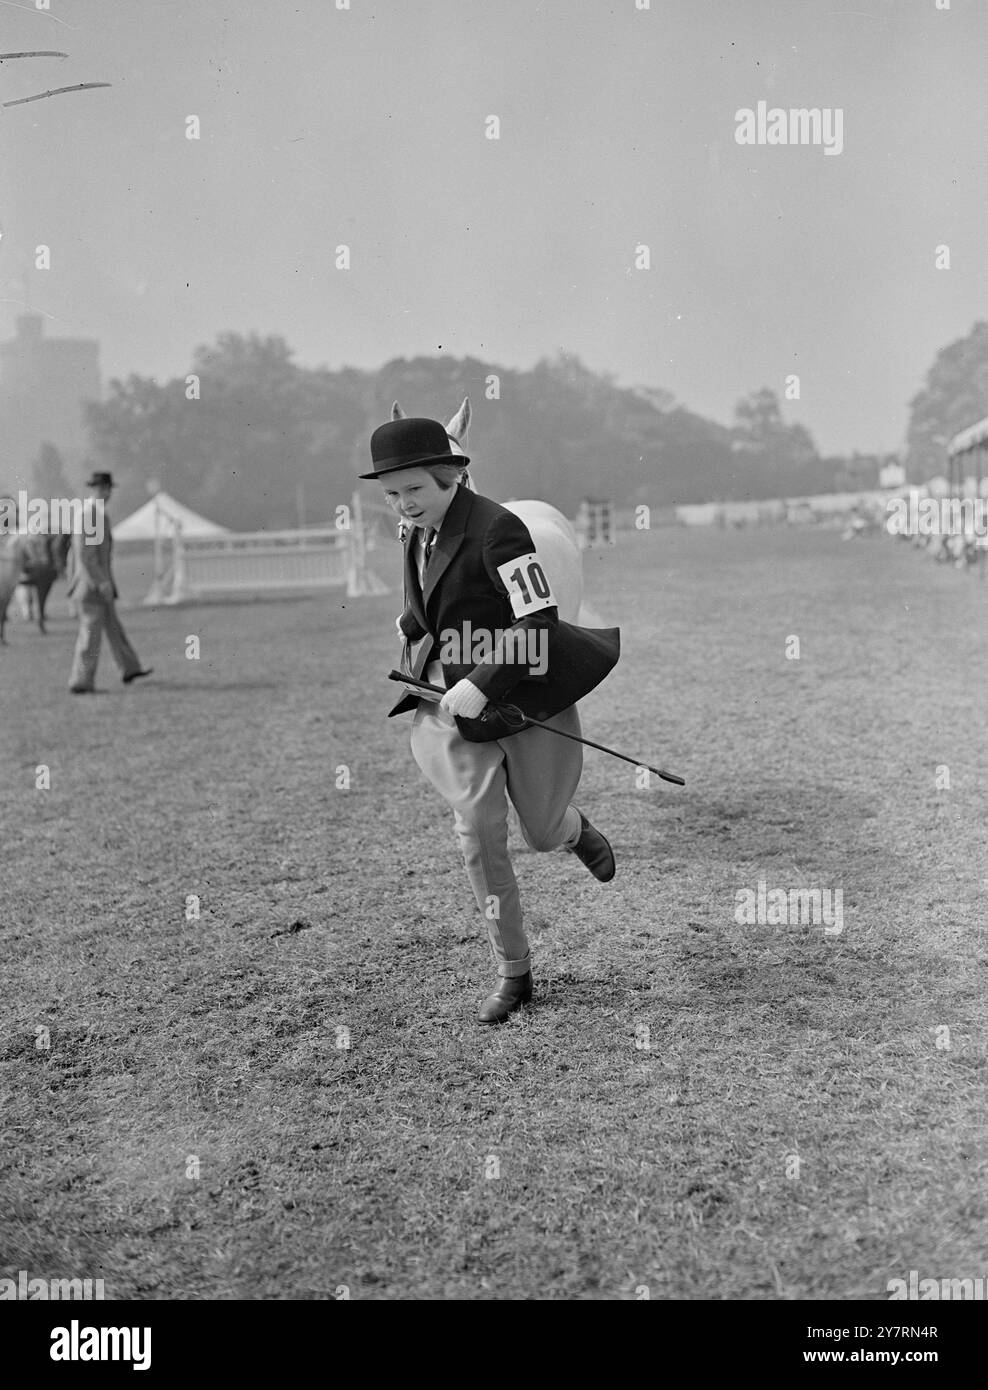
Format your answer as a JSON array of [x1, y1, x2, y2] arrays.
[[391, 398, 585, 623]]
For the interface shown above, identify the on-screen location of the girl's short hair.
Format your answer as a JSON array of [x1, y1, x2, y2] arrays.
[[423, 462, 468, 491]]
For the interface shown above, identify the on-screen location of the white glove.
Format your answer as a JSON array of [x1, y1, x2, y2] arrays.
[[395, 615, 405, 637], [439, 678, 488, 719]]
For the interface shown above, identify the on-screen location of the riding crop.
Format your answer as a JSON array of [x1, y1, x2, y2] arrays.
[[388, 670, 686, 786]]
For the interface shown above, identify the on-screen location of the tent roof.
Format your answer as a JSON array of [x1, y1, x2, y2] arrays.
[[114, 492, 230, 540]]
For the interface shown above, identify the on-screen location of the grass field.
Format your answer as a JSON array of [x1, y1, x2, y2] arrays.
[[2, 524, 987, 1301]]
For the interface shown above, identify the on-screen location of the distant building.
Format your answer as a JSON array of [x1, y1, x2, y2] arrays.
[[0, 313, 101, 489]]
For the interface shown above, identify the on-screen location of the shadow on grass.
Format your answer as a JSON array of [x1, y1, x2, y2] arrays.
[[618, 776, 918, 876]]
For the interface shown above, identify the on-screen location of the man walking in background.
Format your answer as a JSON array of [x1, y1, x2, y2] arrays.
[[67, 470, 152, 694]]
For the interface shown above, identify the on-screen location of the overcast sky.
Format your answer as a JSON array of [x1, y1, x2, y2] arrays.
[[2, 0, 985, 456]]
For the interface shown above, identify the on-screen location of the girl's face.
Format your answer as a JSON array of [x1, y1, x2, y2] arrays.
[[381, 467, 455, 531]]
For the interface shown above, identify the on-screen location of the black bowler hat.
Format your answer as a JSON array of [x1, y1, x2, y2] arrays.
[[359, 417, 470, 480], [85, 470, 114, 489]]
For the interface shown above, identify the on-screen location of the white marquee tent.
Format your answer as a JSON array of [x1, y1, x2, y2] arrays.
[[113, 491, 230, 542], [112, 491, 230, 604]]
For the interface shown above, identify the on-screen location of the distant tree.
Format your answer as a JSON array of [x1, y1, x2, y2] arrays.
[[84, 374, 194, 520], [731, 388, 817, 496], [185, 333, 316, 526], [82, 342, 834, 522], [631, 385, 676, 414], [732, 388, 815, 462], [733, 388, 784, 446], [31, 441, 73, 499], [905, 321, 988, 480], [86, 335, 366, 529]]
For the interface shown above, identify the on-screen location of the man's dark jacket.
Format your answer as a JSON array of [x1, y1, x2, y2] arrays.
[[389, 484, 620, 742]]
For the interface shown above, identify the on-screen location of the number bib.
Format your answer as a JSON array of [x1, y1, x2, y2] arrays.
[[496, 553, 557, 618]]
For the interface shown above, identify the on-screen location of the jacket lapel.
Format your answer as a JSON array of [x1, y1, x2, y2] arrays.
[[422, 484, 472, 609]]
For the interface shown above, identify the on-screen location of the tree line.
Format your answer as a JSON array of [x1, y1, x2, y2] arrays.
[[12, 322, 987, 530]]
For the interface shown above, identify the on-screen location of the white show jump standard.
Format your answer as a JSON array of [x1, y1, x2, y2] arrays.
[[575, 497, 615, 549]]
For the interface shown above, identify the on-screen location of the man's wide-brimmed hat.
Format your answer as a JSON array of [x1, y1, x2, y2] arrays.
[[85, 471, 114, 489], [360, 417, 470, 480]]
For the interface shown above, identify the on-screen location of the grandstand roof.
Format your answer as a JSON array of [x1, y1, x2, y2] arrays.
[[948, 415, 988, 456]]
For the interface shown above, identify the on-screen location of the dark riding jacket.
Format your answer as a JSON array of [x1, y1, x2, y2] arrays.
[[388, 484, 619, 739]]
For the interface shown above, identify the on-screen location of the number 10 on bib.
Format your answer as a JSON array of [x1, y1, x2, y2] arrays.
[[496, 553, 557, 618]]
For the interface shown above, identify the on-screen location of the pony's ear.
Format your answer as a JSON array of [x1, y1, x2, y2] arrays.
[[446, 397, 471, 441], [391, 401, 406, 420]]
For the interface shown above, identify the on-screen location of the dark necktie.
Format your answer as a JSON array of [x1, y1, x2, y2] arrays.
[[424, 528, 437, 567]]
